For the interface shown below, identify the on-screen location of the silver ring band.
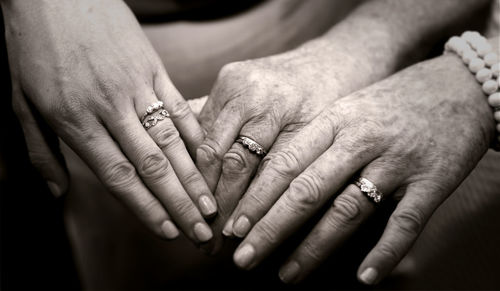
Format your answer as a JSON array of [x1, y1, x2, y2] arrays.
[[354, 177, 383, 204], [141, 101, 170, 129], [236, 136, 267, 157]]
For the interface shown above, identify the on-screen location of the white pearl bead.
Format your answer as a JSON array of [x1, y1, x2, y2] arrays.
[[494, 110, 500, 122], [469, 58, 485, 73], [488, 92, 500, 107], [483, 80, 499, 94], [462, 50, 478, 64], [476, 68, 492, 83], [461, 31, 481, 43], [484, 53, 499, 67], [446, 36, 464, 52], [456, 42, 470, 57], [492, 63, 500, 78], [468, 36, 487, 50], [477, 42, 493, 57]]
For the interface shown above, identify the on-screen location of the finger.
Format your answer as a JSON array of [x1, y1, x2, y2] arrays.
[[223, 113, 339, 238], [197, 111, 280, 254], [278, 162, 405, 284], [196, 100, 245, 192], [233, 135, 382, 270], [138, 88, 217, 218], [12, 90, 68, 197], [65, 120, 179, 240], [104, 100, 213, 244], [147, 111, 217, 218], [357, 182, 440, 285], [215, 115, 280, 236], [154, 70, 205, 156]]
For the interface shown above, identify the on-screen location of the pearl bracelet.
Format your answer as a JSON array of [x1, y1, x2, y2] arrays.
[[444, 31, 500, 151]]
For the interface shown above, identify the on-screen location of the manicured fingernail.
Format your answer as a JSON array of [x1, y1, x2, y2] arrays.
[[194, 222, 213, 242], [233, 244, 255, 269], [222, 217, 234, 237], [233, 215, 251, 237], [161, 220, 179, 240], [198, 195, 217, 216], [279, 260, 300, 284], [359, 267, 378, 285], [47, 181, 62, 198]]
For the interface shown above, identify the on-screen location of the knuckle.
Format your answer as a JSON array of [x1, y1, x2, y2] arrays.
[[155, 125, 182, 150], [169, 98, 192, 121], [102, 161, 137, 191], [286, 173, 323, 209], [242, 192, 268, 213], [170, 197, 195, 216], [262, 150, 301, 179], [137, 152, 169, 181], [252, 219, 279, 244], [27, 150, 51, 171], [196, 138, 224, 167], [390, 208, 425, 236], [222, 149, 251, 176], [137, 198, 162, 220], [300, 240, 323, 262], [329, 194, 362, 227], [377, 242, 401, 262], [180, 170, 203, 187]]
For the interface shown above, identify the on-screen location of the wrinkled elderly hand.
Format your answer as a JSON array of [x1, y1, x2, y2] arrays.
[[195, 30, 403, 251], [3, 0, 215, 243], [229, 52, 497, 284]]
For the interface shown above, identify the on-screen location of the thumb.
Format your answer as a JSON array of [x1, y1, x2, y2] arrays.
[[12, 89, 68, 197]]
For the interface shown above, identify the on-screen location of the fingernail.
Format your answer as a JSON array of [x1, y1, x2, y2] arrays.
[[279, 260, 300, 284], [47, 181, 62, 198], [233, 215, 251, 238], [222, 217, 234, 237], [233, 244, 255, 269], [359, 267, 378, 285], [194, 222, 213, 242], [198, 195, 217, 216], [161, 220, 179, 240]]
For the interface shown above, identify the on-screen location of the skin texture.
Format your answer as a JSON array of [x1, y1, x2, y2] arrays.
[[228, 50, 497, 284], [195, 0, 491, 255], [195, 31, 405, 252], [2, 0, 216, 244]]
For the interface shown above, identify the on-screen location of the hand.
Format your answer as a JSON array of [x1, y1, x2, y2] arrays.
[[195, 0, 490, 252], [229, 53, 496, 284], [195, 36, 385, 252], [3, 0, 215, 243]]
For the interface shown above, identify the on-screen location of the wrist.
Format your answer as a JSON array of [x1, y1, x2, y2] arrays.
[[435, 53, 497, 149]]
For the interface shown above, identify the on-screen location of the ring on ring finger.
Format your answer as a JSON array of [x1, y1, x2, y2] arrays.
[[141, 101, 170, 129], [236, 136, 267, 157]]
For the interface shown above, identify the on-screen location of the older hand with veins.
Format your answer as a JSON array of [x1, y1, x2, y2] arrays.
[[195, 23, 401, 252], [229, 42, 498, 284], [196, 0, 491, 253]]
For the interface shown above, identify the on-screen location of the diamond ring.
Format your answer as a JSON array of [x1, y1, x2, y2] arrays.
[[354, 177, 383, 204], [236, 136, 267, 157], [141, 101, 170, 129]]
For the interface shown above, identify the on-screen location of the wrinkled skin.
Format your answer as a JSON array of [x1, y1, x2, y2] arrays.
[[227, 52, 497, 284], [194, 37, 397, 252], [2, 0, 216, 244]]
